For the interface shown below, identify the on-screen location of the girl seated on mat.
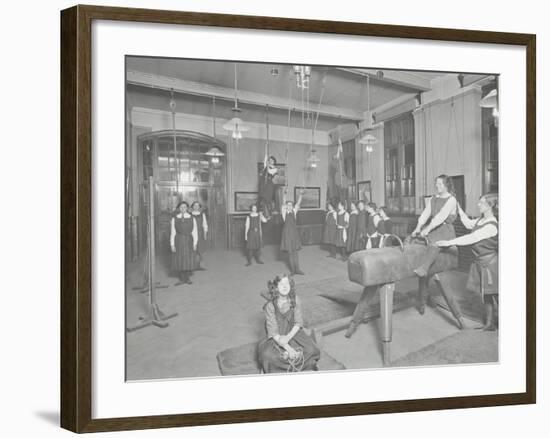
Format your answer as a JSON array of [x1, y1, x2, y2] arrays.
[[257, 275, 321, 373], [435, 194, 499, 331]]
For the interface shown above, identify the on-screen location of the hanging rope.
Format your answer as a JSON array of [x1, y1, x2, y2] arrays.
[[285, 75, 293, 193]]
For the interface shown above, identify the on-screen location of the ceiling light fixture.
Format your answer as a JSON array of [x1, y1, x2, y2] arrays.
[[222, 63, 250, 141]]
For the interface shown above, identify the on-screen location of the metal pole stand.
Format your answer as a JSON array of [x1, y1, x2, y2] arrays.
[[127, 176, 178, 332]]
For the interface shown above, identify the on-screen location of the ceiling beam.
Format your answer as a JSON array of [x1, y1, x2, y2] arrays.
[[127, 70, 363, 121], [337, 68, 433, 91]]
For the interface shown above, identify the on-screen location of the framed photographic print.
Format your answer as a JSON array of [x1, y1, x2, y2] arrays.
[[235, 191, 259, 212], [61, 4, 536, 433], [357, 180, 372, 203], [294, 186, 321, 209]]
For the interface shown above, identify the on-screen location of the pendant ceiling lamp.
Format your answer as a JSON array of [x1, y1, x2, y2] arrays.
[[306, 149, 321, 169], [223, 63, 250, 140], [358, 74, 378, 152], [207, 97, 225, 165]]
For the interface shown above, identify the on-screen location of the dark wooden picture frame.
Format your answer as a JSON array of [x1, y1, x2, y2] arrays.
[[235, 191, 259, 212], [61, 4, 536, 433], [294, 186, 321, 209], [357, 180, 373, 203]]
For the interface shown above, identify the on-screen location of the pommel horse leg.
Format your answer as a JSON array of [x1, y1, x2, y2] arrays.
[[379, 283, 395, 366], [433, 274, 465, 330]]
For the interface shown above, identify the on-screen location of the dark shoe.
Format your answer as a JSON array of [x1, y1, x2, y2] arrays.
[[186, 279, 193, 285], [418, 304, 426, 315], [196, 266, 206, 271], [174, 281, 185, 286], [345, 322, 359, 338], [245, 261, 252, 266], [294, 269, 305, 275], [255, 259, 264, 264], [327, 254, 336, 258]]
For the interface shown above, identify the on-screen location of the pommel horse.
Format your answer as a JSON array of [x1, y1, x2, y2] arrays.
[[346, 235, 464, 366]]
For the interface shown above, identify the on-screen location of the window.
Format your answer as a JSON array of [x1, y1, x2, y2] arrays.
[[482, 107, 498, 194], [384, 112, 415, 214]]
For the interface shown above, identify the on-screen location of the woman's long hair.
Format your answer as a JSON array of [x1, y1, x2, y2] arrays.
[[481, 193, 499, 219], [266, 275, 297, 309]]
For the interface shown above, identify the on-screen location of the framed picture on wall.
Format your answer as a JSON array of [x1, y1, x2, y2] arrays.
[[234, 191, 259, 212], [357, 180, 372, 202], [258, 162, 287, 185], [61, 4, 535, 433], [294, 186, 321, 209]]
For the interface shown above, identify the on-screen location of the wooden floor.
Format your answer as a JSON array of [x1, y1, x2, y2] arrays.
[[125, 244, 495, 381]]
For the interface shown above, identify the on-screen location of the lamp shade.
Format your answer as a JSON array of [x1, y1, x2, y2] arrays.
[[306, 149, 321, 168], [205, 146, 225, 157], [358, 132, 378, 147], [479, 89, 498, 108], [223, 117, 250, 139]]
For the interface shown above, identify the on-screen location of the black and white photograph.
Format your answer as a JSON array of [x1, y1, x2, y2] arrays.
[[125, 57, 500, 380]]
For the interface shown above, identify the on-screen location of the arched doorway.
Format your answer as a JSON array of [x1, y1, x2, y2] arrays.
[[138, 130, 227, 252]]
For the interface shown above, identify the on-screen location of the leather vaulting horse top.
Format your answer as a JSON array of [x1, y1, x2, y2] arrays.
[[347, 237, 458, 287]]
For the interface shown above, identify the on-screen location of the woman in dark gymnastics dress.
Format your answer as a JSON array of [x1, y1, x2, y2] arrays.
[[377, 206, 396, 247], [365, 202, 381, 249], [257, 275, 321, 373], [334, 201, 350, 261], [322, 201, 338, 258], [191, 201, 208, 271], [170, 201, 198, 285], [413, 174, 458, 278], [346, 201, 359, 255], [244, 204, 269, 266], [259, 155, 279, 217], [281, 190, 304, 275], [436, 194, 499, 330], [355, 200, 368, 250]]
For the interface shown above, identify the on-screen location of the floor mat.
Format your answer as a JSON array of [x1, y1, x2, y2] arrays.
[[391, 329, 499, 367]]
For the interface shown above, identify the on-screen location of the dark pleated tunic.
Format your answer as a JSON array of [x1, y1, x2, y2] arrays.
[[346, 212, 359, 252], [259, 167, 277, 203], [366, 213, 381, 248], [171, 215, 198, 272], [466, 219, 498, 298], [335, 212, 348, 248], [425, 196, 457, 243], [355, 210, 368, 250], [281, 210, 302, 252], [192, 211, 207, 254], [246, 214, 263, 250], [322, 211, 337, 245], [257, 298, 320, 373]]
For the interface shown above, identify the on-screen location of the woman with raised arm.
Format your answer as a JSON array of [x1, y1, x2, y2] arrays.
[[280, 188, 304, 275], [244, 203, 269, 266], [170, 201, 198, 285], [436, 194, 499, 330], [412, 175, 458, 277]]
